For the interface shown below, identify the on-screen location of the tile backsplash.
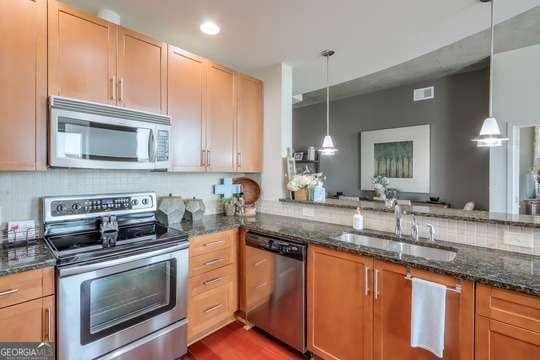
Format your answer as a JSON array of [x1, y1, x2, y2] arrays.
[[258, 200, 540, 256], [0, 170, 249, 228]]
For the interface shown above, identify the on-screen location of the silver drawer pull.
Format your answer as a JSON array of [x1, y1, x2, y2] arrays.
[[203, 276, 224, 286], [255, 282, 267, 289], [254, 259, 267, 267], [0, 289, 18, 297], [204, 258, 225, 266], [204, 303, 224, 314], [204, 240, 225, 247]]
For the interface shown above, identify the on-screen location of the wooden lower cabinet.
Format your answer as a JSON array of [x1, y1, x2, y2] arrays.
[[307, 247, 474, 360], [373, 260, 474, 360], [475, 284, 539, 360], [307, 246, 373, 360], [187, 230, 239, 343], [0, 268, 55, 343]]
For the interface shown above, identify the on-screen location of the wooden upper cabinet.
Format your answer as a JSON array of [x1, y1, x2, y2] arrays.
[[373, 260, 474, 360], [236, 74, 263, 172], [308, 246, 373, 360], [206, 63, 236, 172], [0, 0, 47, 171], [48, 0, 117, 104], [168, 46, 206, 171], [117, 27, 167, 113]]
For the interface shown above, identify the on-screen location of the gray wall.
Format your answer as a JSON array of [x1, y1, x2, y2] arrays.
[[293, 68, 490, 210]]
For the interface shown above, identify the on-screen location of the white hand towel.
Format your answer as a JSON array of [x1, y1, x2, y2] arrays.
[[411, 277, 447, 358]]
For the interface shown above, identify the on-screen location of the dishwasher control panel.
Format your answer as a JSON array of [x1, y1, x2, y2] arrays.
[[246, 232, 306, 261]]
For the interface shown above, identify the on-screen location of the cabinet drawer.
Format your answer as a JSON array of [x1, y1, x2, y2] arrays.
[[188, 283, 233, 340], [190, 230, 236, 257], [477, 284, 540, 332], [189, 248, 232, 277], [189, 264, 235, 297], [0, 268, 52, 309]]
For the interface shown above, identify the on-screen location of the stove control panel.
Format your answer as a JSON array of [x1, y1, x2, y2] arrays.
[[44, 193, 156, 221]]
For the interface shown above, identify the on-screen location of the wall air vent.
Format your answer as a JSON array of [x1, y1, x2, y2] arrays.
[[413, 86, 435, 102]]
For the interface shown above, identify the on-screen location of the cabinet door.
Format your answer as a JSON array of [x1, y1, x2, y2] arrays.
[[0, 0, 46, 171], [373, 260, 474, 360], [117, 27, 167, 113], [0, 299, 44, 342], [307, 245, 373, 360], [206, 63, 236, 172], [48, 0, 117, 104], [168, 46, 206, 171], [236, 74, 263, 172], [476, 316, 539, 360]]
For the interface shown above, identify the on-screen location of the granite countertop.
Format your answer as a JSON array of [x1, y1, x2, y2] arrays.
[[1, 214, 537, 297], [279, 198, 540, 229], [0, 241, 56, 277], [178, 213, 539, 296]]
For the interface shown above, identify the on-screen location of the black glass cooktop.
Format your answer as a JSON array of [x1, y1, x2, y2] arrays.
[[45, 222, 187, 265]]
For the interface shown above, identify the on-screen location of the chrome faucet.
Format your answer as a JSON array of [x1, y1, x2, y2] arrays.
[[394, 204, 402, 237], [411, 214, 419, 241]]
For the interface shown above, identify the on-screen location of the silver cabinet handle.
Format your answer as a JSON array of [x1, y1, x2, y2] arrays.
[[254, 259, 267, 267], [374, 269, 380, 299], [364, 266, 370, 296], [111, 76, 117, 101], [203, 276, 224, 286], [207, 150, 211, 167], [204, 303, 224, 314], [0, 289, 18, 297], [118, 77, 124, 102], [203, 257, 225, 266], [237, 152, 242, 168], [201, 149, 207, 167], [204, 240, 225, 247]]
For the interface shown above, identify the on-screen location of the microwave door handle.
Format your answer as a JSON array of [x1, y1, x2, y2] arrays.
[[148, 129, 156, 162]]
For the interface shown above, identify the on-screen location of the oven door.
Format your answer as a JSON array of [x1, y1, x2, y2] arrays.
[[57, 243, 188, 360], [50, 107, 160, 170]]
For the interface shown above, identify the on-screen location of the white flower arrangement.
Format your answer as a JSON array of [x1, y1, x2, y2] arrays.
[[287, 173, 320, 192]]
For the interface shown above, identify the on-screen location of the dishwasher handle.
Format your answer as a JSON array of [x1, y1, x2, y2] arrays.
[[246, 232, 306, 261]]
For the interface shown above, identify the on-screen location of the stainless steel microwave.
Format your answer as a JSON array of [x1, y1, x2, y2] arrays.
[[49, 96, 171, 170]]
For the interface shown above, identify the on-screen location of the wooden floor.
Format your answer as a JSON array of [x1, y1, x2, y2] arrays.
[[183, 322, 304, 360]]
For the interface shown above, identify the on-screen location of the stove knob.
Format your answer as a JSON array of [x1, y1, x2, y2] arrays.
[[56, 204, 66, 212], [72, 203, 81, 211], [132, 199, 139, 206], [142, 198, 149, 205]]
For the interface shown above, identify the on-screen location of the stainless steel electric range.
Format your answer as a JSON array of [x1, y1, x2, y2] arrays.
[[42, 192, 189, 360]]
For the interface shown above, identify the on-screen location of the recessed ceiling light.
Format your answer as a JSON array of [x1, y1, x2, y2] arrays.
[[200, 21, 220, 35]]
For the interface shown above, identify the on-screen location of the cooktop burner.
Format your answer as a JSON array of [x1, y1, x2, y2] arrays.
[[45, 222, 187, 265]]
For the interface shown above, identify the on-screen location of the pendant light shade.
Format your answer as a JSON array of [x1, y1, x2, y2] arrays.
[[318, 49, 338, 155], [472, 0, 508, 147]]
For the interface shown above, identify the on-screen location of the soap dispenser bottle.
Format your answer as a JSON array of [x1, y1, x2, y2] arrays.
[[353, 207, 364, 231]]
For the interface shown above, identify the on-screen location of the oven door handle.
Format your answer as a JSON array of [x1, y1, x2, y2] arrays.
[[58, 242, 189, 277]]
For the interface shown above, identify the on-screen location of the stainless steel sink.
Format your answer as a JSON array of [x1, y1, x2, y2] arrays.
[[333, 233, 457, 262]]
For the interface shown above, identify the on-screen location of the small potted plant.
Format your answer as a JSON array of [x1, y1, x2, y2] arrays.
[[219, 197, 237, 216], [372, 175, 389, 200]]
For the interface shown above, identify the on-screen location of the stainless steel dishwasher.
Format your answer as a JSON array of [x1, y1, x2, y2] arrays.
[[245, 232, 306, 353]]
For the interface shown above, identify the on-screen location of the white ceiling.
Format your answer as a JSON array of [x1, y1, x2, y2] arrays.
[[64, 0, 540, 95]]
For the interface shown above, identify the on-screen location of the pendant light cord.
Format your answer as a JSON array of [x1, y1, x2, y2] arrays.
[[326, 54, 330, 136], [488, 0, 494, 117]]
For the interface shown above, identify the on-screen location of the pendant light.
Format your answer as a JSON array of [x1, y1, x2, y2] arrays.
[[472, 0, 508, 147], [319, 49, 338, 155]]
